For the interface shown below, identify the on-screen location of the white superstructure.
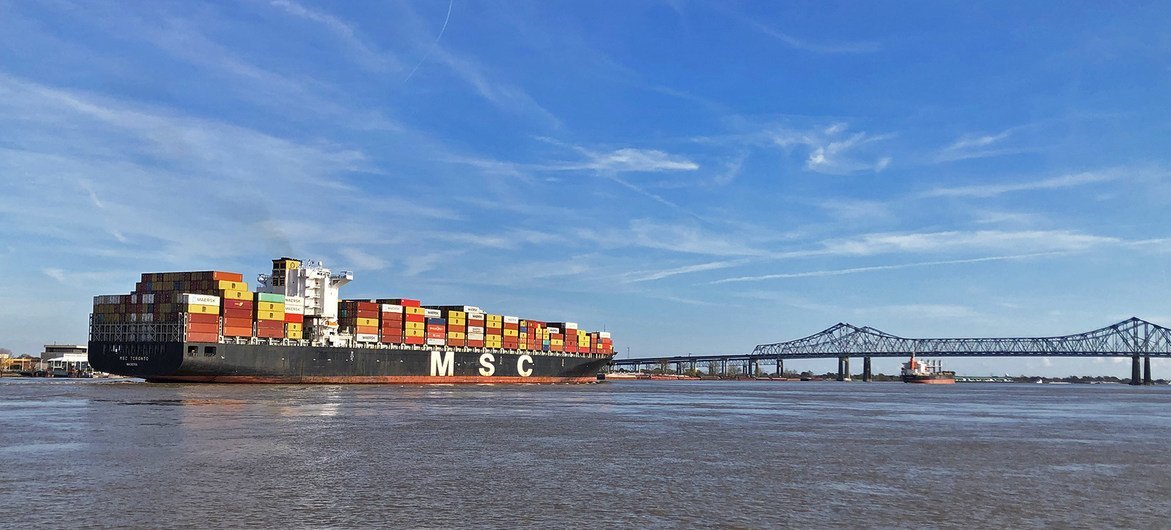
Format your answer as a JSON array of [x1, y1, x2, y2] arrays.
[[257, 257, 353, 345]]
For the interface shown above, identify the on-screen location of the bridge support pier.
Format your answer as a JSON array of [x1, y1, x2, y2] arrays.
[[776, 357, 783, 377], [1144, 355, 1152, 385], [862, 357, 872, 382], [1131, 355, 1142, 386], [837, 357, 851, 382]]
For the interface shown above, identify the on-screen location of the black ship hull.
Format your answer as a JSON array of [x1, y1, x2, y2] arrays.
[[88, 341, 610, 384]]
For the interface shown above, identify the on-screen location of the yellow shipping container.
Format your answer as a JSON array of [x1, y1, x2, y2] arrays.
[[357, 317, 378, 327], [486, 314, 503, 323], [256, 311, 285, 321], [551, 339, 565, 346], [287, 331, 303, 340], [405, 306, 425, 315], [447, 331, 466, 339], [446, 310, 466, 319], [406, 329, 425, 337], [286, 323, 302, 331], [503, 329, 519, 337], [405, 321, 425, 331], [216, 280, 248, 291], [448, 317, 466, 326], [184, 303, 219, 315], [257, 302, 285, 312], [221, 289, 251, 301]]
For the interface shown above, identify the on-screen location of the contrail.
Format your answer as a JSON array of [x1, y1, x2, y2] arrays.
[[404, 0, 454, 82]]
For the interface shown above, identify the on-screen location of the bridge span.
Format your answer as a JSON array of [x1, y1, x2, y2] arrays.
[[609, 317, 1171, 385]]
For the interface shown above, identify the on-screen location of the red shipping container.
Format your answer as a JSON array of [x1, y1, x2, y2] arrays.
[[284, 313, 304, 323], [382, 298, 420, 307], [447, 338, 466, 347], [212, 271, 244, 282], [467, 339, 484, 348], [223, 299, 254, 310], [187, 322, 219, 334], [185, 332, 220, 343], [223, 307, 252, 319], [405, 314, 425, 323], [187, 313, 220, 325], [405, 336, 425, 345], [223, 316, 252, 327], [223, 326, 253, 337]]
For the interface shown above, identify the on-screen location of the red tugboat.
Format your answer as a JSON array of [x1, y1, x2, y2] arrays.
[[901, 354, 956, 384]]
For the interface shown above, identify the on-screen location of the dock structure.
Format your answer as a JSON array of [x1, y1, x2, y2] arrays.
[[610, 318, 1171, 385]]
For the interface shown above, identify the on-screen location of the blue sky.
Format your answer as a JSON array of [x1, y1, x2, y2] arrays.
[[2, 1, 1170, 377]]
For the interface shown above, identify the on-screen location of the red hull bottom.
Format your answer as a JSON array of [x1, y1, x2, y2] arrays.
[[146, 375, 600, 384], [904, 378, 955, 384]]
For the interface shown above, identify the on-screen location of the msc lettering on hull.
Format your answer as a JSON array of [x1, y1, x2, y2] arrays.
[[431, 350, 535, 378]]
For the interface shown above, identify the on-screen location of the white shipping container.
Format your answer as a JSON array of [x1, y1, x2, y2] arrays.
[[423, 308, 442, 318], [467, 325, 485, 334], [599, 332, 611, 339], [460, 306, 483, 313], [565, 322, 578, 330], [467, 332, 485, 340], [466, 311, 485, 320], [284, 296, 305, 313], [381, 304, 404, 314], [355, 333, 379, 343], [426, 338, 446, 346], [548, 327, 561, 334], [181, 293, 221, 306], [503, 316, 519, 324]]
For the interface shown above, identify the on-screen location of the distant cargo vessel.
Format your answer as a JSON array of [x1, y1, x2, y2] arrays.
[[901, 355, 955, 384], [88, 258, 614, 383]]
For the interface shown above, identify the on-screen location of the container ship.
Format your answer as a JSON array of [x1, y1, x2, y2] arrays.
[[88, 258, 614, 384], [900, 355, 956, 384]]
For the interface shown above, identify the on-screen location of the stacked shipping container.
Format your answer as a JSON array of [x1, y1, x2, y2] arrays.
[[340, 300, 380, 343], [285, 296, 304, 340], [255, 293, 286, 339]]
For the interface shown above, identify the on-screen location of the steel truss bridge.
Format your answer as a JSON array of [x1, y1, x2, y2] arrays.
[[609, 318, 1171, 385]]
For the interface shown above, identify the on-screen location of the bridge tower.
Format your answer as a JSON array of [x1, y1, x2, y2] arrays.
[[837, 356, 850, 381]]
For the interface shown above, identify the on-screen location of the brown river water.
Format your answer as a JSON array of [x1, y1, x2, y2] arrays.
[[1, 378, 1169, 528]]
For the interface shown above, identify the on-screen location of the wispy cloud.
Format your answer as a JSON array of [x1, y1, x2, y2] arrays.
[[732, 13, 880, 54], [711, 253, 1061, 284], [621, 259, 751, 283], [268, 0, 397, 71], [934, 126, 1033, 163], [581, 219, 769, 257], [771, 123, 893, 175], [919, 169, 1125, 198], [549, 146, 700, 173], [819, 230, 1117, 256]]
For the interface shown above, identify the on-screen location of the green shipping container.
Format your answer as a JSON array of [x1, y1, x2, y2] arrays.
[[256, 292, 286, 303]]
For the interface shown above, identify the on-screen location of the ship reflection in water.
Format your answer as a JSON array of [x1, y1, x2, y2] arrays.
[[3, 379, 1169, 527]]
